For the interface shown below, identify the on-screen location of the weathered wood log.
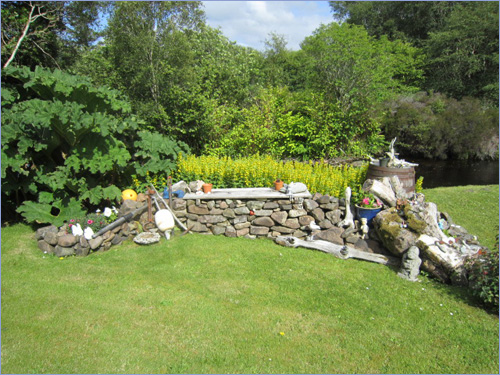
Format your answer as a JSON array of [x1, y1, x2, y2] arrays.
[[337, 187, 355, 229], [362, 179, 397, 207], [275, 236, 400, 267]]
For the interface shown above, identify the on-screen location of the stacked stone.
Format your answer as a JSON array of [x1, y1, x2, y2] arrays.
[[168, 193, 382, 253], [35, 221, 143, 257]]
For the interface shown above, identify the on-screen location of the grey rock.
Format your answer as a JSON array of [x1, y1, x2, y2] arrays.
[[253, 217, 275, 227], [284, 218, 300, 229], [311, 207, 325, 222], [133, 231, 161, 245], [209, 208, 224, 215], [234, 207, 250, 215], [232, 215, 248, 224], [207, 201, 216, 210], [288, 209, 307, 218], [223, 208, 236, 218], [54, 245, 75, 257], [303, 199, 319, 211], [199, 215, 227, 224], [187, 204, 210, 215], [236, 228, 250, 237], [247, 201, 265, 211], [44, 231, 59, 246], [280, 203, 293, 211], [320, 202, 338, 211], [35, 225, 58, 240], [89, 236, 104, 250], [75, 243, 90, 257], [317, 195, 331, 204], [172, 180, 189, 193], [118, 199, 141, 218], [173, 209, 187, 218], [314, 228, 344, 245], [292, 229, 308, 238], [38, 240, 55, 254], [250, 226, 270, 235], [270, 226, 295, 234], [326, 210, 342, 224], [253, 209, 273, 217], [211, 225, 227, 235], [219, 201, 229, 209], [318, 219, 333, 229], [171, 199, 186, 211], [225, 226, 237, 237], [234, 222, 251, 230], [57, 234, 78, 247], [263, 201, 279, 210], [299, 215, 315, 226], [187, 220, 209, 232], [271, 211, 288, 225]]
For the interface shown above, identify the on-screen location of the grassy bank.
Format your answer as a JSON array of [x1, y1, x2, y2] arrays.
[[1, 185, 498, 374]]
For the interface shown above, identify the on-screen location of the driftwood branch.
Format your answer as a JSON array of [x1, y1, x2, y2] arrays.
[[275, 236, 400, 267]]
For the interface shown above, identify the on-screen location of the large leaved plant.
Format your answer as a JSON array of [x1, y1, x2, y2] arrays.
[[1, 65, 188, 226]]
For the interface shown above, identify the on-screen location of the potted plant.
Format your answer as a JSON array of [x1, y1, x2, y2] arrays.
[[274, 179, 284, 191], [354, 192, 383, 226]]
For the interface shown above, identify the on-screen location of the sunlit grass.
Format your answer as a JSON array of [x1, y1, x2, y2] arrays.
[[1, 222, 498, 374]]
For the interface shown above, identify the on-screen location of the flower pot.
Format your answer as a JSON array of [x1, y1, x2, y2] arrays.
[[202, 183, 213, 194], [355, 205, 382, 227], [274, 179, 284, 191]]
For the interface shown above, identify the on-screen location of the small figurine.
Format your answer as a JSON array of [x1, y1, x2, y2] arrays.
[[397, 246, 422, 282], [360, 218, 369, 239]]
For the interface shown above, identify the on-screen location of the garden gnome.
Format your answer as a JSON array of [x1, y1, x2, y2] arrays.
[[397, 246, 422, 282], [360, 218, 369, 239]]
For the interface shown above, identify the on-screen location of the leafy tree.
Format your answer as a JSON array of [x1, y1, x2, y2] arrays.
[[1, 66, 188, 226], [1, 1, 65, 68], [425, 1, 499, 102], [300, 22, 424, 112], [329, 1, 455, 45]]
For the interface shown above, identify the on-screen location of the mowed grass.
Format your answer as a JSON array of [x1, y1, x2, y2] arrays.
[[423, 184, 499, 250], [1, 219, 498, 373]]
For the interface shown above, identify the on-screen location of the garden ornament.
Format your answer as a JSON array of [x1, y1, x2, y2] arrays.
[[397, 246, 422, 282], [149, 183, 189, 232], [337, 187, 355, 229], [360, 218, 369, 239]]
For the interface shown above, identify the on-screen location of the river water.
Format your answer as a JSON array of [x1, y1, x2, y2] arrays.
[[410, 158, 499, 188]]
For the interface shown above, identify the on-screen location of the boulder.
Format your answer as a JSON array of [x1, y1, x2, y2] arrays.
[[314, 228, 344, 245], [54, 245, 75, 257], [253, 217, 275, 227], [271, 211, 288, 225], [38, 240, 55, 254], [35, 225, 58, 241], [250, 226, 270, 236], [57, 234, 78, 247], [373, 208, 418, 256]]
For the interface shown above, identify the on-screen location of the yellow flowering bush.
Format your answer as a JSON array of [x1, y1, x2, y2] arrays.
[[174, 153, 368, 197]]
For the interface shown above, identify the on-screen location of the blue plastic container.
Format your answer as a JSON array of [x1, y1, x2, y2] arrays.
[[355, 205, 382, 227]]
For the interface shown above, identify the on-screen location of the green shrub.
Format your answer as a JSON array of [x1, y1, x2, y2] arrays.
[[381, 92, 499, 160], [174, 153, 368, 197], [1, 66, 188, 226]]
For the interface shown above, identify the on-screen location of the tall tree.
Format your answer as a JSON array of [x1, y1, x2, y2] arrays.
[[104, 1, 205, 130], [425, 2, 499, 102]]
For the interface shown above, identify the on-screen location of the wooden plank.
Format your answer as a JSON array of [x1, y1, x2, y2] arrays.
[[182, 187, 312, 200]]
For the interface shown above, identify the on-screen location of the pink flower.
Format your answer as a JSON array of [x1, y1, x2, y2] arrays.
[[376, 199, 382, 206], [87, 219, 94, 225], [70, 219, 75, 223], [362, 197, 370, 205]]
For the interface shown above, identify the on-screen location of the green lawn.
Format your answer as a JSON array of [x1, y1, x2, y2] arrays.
[[1, 185, 499, 374]]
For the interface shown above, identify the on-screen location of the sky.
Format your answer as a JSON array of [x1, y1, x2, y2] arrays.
[[201, 1, 334, 51]]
